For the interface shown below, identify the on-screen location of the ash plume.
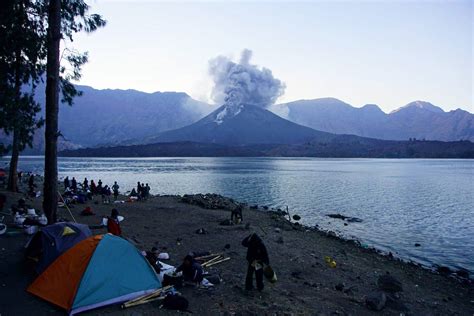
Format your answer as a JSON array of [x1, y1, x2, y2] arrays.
[[208, 49, 285, 116]]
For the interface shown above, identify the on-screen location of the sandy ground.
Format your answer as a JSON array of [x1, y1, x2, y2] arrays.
[[0, 183, 473, 316]]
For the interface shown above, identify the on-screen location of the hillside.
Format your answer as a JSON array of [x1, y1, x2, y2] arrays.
[[146, 103, 334, 145], [272, 99, 474, 141]]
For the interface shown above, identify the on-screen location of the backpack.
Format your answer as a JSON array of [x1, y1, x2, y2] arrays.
[[107, 217, 122, 236], [162, 293, 189, 311]]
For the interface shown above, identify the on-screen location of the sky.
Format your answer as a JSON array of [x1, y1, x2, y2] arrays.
[[71, 0, 473, 113]]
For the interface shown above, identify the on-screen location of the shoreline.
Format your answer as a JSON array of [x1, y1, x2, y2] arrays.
[[0, 184, 473, 315], [178, 193, 473, 281]]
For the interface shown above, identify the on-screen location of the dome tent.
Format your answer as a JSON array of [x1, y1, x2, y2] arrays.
[[25, 222, 92, 273], [27, 234, 161, 315]]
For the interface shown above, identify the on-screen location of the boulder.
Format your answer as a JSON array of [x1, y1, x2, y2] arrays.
[[365, 291, 386, 311], [377, 275, 403, 293]]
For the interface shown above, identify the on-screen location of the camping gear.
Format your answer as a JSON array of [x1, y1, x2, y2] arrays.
[[121, 285, 173, 309], [203, 257, 230, 267], [24, 225, 39, 235], [162, 293, 189, 311], [57, 191, 77, 223], [158, 252, 169, 260], [25, 222, 92, 273], [163, 273, 184, 289], [0, 223, 6, 235], [263, 265, 277, 283], [27, 234, 162, 315]]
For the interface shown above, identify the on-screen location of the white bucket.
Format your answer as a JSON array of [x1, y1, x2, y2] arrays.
[[24, 225, 38, 235]]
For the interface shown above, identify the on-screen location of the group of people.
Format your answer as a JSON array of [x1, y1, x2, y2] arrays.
[[129, 181, 151, 200], [63, 177, 121, 204]]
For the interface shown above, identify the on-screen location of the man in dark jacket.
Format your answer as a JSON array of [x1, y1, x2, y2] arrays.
[[176, 255, 203, 284], [242, 233, 269, 291]]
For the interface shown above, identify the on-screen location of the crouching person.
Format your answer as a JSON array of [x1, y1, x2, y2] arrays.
[[242, 233, 269, 291], [175, 255, 203, 286]]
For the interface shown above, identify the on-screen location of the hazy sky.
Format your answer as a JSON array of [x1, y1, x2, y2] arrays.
[[72, 0, 473, 113]]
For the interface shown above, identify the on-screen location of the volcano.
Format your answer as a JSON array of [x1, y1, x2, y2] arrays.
[[144, 104, 334, 145]]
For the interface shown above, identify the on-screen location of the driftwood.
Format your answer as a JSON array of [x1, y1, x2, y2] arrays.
[[202, 255, 223, 267], [204, 257, 230, 267], [195, 253, 222, 261]]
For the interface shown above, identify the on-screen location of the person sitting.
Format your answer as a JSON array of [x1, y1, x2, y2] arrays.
[[130, 188, 138, 198], [145, 247, 163, 274], [175, 255, 204, 285], [106, 208, 122, 236], [231, 206, 243, 224]]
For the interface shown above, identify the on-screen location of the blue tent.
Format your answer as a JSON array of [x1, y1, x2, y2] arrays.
[[26, 222, 92, 273], [28, 234, 162, 315]]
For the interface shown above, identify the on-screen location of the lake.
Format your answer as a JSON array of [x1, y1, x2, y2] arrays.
[[3, 156, 473, 273]]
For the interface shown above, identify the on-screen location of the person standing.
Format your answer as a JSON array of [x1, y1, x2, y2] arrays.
[[71, 177, 77, 192], [83, 178, 89, 190], [242, 233, 269, 291], [112, 181, 120, 200], [63, 176, 70, 189]]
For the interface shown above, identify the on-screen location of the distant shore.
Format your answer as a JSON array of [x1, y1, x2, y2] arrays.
[[0, 182, 473, 315]]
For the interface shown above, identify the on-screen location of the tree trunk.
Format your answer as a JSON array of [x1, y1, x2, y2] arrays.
[[7, 130, 19, 192], [7, 44, 22, 193], [43, 0, 61, 225]]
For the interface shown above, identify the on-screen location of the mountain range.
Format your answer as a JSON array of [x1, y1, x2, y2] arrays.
[[1, 84, 473, 155], [272, 98, 473, 142]]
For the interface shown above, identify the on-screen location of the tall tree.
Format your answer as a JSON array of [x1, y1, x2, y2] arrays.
[[0, 0, 46, 192], [43, 0, 61, 224], [43, 0, 105, 223]]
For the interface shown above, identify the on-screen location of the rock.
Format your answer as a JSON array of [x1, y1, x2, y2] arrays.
[[292, 214, 301, 221], [291, 270, 303, 279], [224, 244, 231, 249], [335, 283, 344, 291], [195, 228, 208, 235], [365, 291, 387, 311], [414, 243, 421, 247], [250, 205, 258, 209], [263, 206, 269, 210], [456, 269, 469, 279], [219, 219, 233, 226], [181, 193, 242, 210], [274, 228, 281, 233], [276, 236, 284, 244], [343, 223, 348, 226], [327, 214, 363, 223], [436, 266, 452, 275], [377, 275, 403, 293]]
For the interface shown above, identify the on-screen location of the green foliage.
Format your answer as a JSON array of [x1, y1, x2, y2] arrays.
[[0, 0, 106, 153]]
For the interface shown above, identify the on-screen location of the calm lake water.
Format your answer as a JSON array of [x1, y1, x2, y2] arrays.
[[3, 157, 473, 272]]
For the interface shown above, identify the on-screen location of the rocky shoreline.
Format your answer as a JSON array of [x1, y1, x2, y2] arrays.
[[0, 187, 473, 315]]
